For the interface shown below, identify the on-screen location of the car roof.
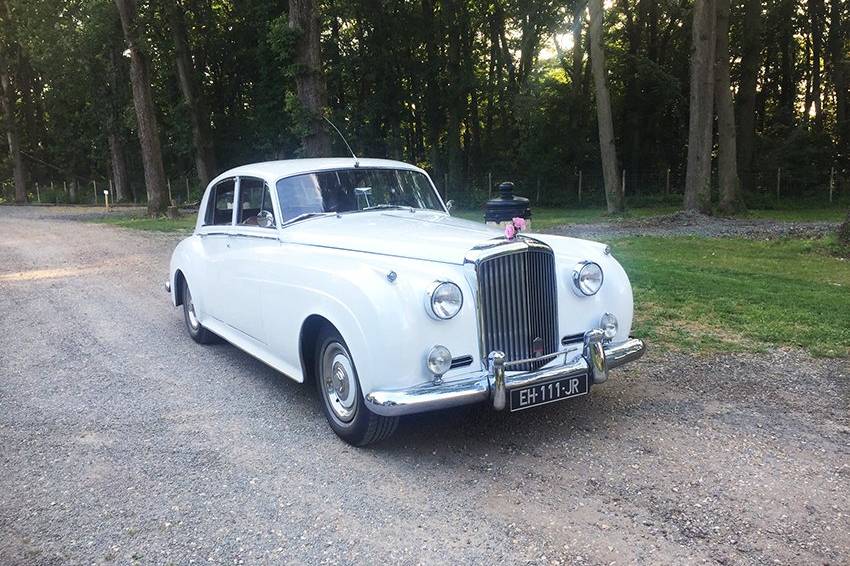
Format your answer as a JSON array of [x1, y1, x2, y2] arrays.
[[208, 158, 427, 187]]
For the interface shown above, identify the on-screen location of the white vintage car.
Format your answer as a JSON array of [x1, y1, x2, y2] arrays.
[[167, 158, 645, 445]]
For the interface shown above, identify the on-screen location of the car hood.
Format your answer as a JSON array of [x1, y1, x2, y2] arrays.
[[282, 210, 507, 264]]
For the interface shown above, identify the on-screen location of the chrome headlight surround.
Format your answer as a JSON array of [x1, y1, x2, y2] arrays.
[[572, 261, 604, 296], [426, 281, 463, 320]]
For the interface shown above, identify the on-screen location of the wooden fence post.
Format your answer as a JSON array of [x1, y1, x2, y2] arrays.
[[185, 177, 190, 203], [488, 171, 492, 199], [167, 178, 173, 204], [621, 169, 626, 197], [666, 168, 670, 195], [93, 179, 98, 205], [829, 167, 835, 203], [577, 170, 583, 204], [35, 182, 40, 203], [776, 168, 781, 201]]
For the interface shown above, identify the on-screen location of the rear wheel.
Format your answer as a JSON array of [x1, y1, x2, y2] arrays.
[[182, 278, 218, 344], [315, 327, 398, 446]]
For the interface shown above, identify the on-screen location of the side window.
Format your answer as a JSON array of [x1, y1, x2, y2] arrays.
[[204, 179, 236, 226], [237, 178, 275, 227]]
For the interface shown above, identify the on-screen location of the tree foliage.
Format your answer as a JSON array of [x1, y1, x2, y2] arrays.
[[0, 0, 846, 209]]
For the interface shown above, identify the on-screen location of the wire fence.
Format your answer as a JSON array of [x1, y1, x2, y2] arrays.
[[436, 165, 849, 210], [1, 166, 847, 210], [0, 176, 206, 207]]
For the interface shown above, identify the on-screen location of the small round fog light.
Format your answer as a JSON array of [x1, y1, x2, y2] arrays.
[[427, 345, 452, 376], [600, 312, 618, 340]]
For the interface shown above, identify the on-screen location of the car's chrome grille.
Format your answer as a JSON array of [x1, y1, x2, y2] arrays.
[[476, 247, 559, 372]]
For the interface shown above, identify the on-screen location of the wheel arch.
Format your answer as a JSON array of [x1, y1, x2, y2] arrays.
[[173, 269, 187, 306], [298, 314, 338, 384]]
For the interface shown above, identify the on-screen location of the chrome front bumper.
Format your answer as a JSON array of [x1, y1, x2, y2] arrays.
[[365, 331, 645, 417]]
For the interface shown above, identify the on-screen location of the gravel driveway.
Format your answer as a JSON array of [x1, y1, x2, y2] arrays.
[[547, 211, 841, 240], [1, 206, 848, 565]]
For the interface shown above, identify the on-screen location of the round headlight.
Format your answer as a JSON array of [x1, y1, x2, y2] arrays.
[[427, 345, 452, 376], [428, 281, 463, 319], [572, 261, 604, 296], [600, 312, 618, 340]]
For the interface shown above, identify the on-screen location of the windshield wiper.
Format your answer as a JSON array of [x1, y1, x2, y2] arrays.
[[357, 204, 416, 212], [282, 212, 336, 226]]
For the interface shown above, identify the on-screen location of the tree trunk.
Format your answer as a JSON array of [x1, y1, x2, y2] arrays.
[[715, 0, 742, 214], [571, 6, 584, 90], [108, 132, 131, 202], [808, 0, 824, 129], [0, 65, 26, 203], [167, 1, 216, 186], [106, 37, 131, 202], [828, 0, 848, 156], [588, 0, 623, 213], [735, 0, 760, 193], [839, 209, 850, 245], [684, 0, 716, 213], [115, 0, 168, 216], [777, 0, 796, 125], [289, 0, 330, 157]]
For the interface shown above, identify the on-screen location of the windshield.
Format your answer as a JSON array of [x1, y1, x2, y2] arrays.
[[275, 168, 444, 220]]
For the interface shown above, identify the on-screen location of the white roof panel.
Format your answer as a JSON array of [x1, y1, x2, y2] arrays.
[[208, 158, 426, 187]]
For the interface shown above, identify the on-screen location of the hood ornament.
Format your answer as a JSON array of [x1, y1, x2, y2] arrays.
[[504, 217, 527, 240]]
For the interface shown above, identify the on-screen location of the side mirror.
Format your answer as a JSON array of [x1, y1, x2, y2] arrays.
[[445, 199, 455, 212], [257, 210, 275, 228]]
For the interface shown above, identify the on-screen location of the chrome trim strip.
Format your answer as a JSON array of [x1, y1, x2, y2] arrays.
[[229, 232, 280, 241], [365, 335, 646, 417]]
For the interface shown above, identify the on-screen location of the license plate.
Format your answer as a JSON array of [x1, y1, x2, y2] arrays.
[[509, 374, 589, 412]]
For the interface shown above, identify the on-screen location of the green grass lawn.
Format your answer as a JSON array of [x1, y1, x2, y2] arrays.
[[614, 236, 850, 357], [91, 213, 198, 232], [93, 207, 848, 357]]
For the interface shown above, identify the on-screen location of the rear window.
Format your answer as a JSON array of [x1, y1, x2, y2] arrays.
[[204, 179, 236, 225]]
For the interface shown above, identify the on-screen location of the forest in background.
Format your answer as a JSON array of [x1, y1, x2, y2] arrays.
[[0, 0, 847, 215]]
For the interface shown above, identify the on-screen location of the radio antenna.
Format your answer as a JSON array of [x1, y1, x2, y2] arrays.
[[323, 116, 359, 167]]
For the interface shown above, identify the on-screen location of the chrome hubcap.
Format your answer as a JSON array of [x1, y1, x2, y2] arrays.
[[185, 287, 199, 330], [322, 344, 356, 423]]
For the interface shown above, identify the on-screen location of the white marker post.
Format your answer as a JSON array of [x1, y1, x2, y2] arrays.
[[104, 190, 110, 212]]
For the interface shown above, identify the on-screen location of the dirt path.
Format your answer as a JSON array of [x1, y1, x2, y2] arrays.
[[547, 210, 840, 240], [0, 206, 848, 565]]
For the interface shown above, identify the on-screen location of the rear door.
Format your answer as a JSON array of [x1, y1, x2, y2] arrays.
[[197, 178, 236, 324]]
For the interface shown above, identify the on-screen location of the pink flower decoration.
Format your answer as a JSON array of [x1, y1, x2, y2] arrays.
[[504, 223, 516, 239], [512, 217, 527, 231]]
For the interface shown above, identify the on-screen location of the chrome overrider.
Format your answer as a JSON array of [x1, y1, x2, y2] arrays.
[[365, 330, 645, 417]]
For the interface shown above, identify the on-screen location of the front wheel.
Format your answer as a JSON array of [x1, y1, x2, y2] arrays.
[[315, 328, 398, 446]]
